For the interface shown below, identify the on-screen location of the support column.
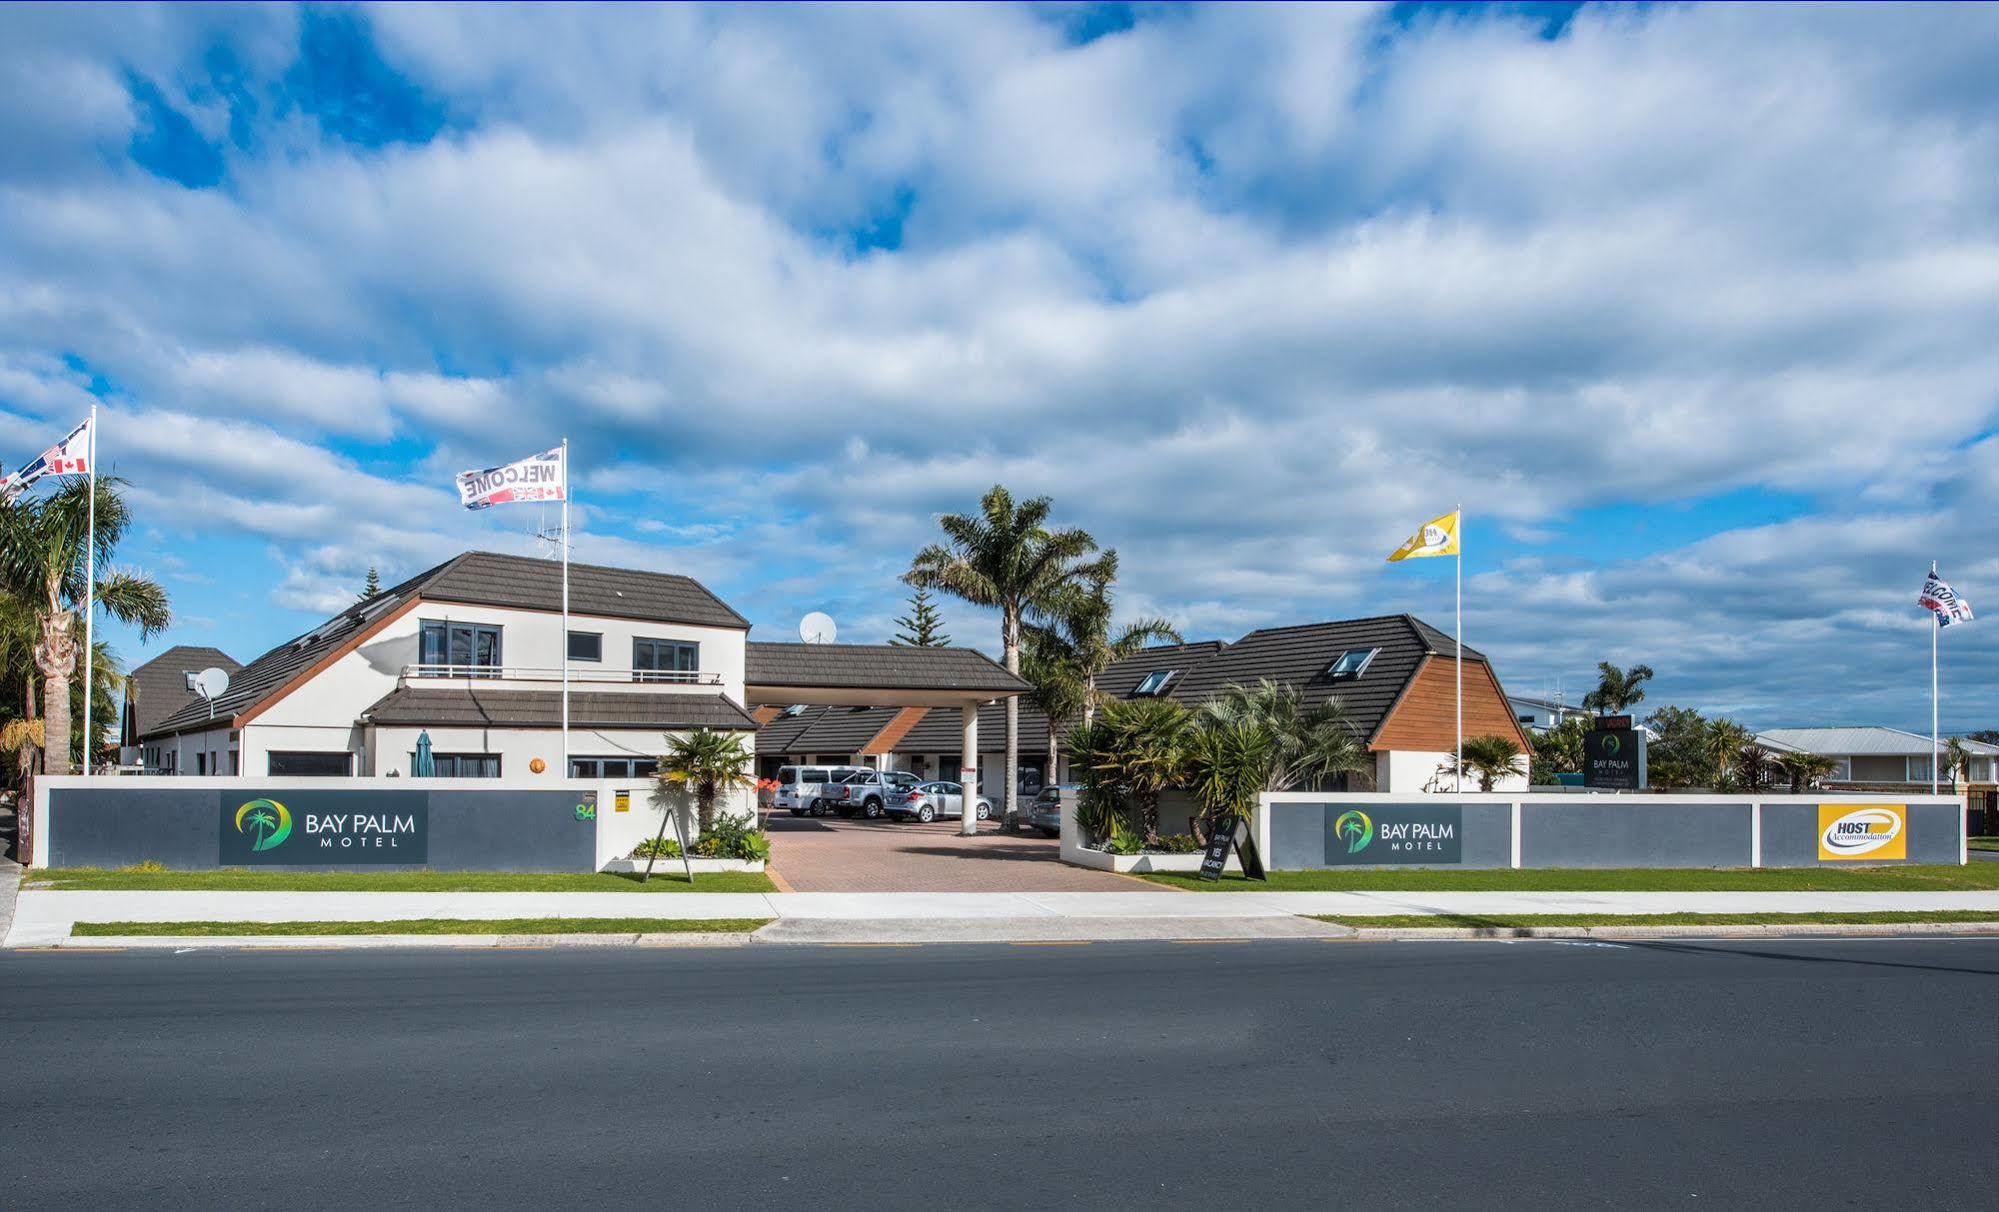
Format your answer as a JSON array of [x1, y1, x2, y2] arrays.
[[960, 702, 981, 837]]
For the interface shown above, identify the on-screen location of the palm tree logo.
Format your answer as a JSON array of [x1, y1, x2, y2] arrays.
[[233, 799, 293, 852], [1334, 810, 1373, 855]]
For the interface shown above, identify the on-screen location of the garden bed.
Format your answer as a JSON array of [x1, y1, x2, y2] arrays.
[[1066, 847, 1236, 875], [599, 857, 766, 874]]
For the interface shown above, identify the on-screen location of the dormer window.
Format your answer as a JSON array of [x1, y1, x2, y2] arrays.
[[1132, 670, 1175, 697], [1326, 648, 1378, 678]]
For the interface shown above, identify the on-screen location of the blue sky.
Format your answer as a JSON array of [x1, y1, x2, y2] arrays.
[[2, 1, 1995, 731]]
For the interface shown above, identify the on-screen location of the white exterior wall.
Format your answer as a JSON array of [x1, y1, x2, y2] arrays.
[[164, 599, 748, 779], [1374, 749, 1528, 793]]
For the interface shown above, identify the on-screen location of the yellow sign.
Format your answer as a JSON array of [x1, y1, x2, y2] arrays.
[[1817, 804, 1906, 861], [615, 790, 630, 814]]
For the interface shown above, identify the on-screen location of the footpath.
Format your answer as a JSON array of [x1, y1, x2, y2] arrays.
[[12, 887, 1999, 947]]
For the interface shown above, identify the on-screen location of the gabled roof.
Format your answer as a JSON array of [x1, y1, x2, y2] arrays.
[[145, 551, 746, 739], [122, 645, 241, 740], [789, 706, 906, 753], [1756, 727, 1999, 757], [1170, 614, 1484, 744], [362, 686, 758, 731], [1096, 641, 1225, 700]]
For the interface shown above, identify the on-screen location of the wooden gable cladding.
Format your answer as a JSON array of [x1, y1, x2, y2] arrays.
[[861, 706, 932, 756], [1370, 656, 1531, 754]]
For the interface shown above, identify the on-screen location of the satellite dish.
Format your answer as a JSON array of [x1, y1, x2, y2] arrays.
[[800, 612, 838, 645], [189, 667, 231, 720]]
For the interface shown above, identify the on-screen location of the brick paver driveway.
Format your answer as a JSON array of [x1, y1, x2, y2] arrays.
[[762, 813, 1145, 893]]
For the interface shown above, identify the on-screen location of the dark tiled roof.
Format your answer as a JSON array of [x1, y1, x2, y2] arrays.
[[1170, 614, 1481, 743], [893, 700, 1054, 753], [146, 551, 747, 739], [754, 706, 826, 753], [745, 642, 1029, 693], [1095, 641, 1225, 701], [123, 645, 240, 740], [362, 687, 758, 731], [421, 551, 748, 630], [789, 706, 904, 752]]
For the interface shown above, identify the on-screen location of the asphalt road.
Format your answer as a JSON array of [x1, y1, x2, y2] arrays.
[[5, 939, 1998, 1210]]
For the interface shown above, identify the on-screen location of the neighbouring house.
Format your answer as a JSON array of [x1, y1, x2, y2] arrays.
[[1755, 726, 1999, 791], [119, 645, 242, 772], [1507, 692, 1592, 734], [136, 551, 1025, 781], [755, 617, 1531, 795]]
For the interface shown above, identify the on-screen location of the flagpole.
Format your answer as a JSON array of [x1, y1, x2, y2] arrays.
[[561, 437, 571, 779], [81, 403, 98, 776], [1455, 505, 1463, 795], [1932, 563, 1939, 795]]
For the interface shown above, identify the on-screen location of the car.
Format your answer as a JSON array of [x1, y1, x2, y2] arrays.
[[1026, 783, 1073, 837], [772, 765, 867, 816], [818, 768, 921, 819], [885, 780, 993, 824]]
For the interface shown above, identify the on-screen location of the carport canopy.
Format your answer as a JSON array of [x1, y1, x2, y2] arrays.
[[744, 642, 1028, 836], [744, 642, 1027, 708]]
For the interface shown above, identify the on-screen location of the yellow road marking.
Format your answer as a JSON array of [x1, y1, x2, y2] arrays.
[[822, 942, 921, 948], [1172, 938, 1252, 945], [1008, 940, 1092, 946]]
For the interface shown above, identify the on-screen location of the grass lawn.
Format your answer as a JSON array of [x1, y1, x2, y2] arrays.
[[1143, 863, 1999, 893], [71, 917, 771, 937], [27, 868, 776, 893], [1314, 910, 1999, 930], [1970, 837, 1999, 852]]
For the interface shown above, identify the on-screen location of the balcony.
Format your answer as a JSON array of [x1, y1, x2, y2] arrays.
[[400, 665, 724, 689]]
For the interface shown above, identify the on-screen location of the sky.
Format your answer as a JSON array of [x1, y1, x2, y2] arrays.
[[1, 1, 1995, 732]]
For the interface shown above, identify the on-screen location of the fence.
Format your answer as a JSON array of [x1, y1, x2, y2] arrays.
[[26, 776, 756, 872], [1252, 792, 1967, 870]]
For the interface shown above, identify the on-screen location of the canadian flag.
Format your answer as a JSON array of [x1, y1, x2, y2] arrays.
[[1, 416, 92, 503]]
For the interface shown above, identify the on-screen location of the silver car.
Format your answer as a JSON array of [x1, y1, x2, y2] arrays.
[[1026, 784, 1072, 837], [885, 781, 993, 824]]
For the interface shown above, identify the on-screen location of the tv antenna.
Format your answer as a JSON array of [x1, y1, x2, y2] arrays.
[[186, 667, 231, 721], [799, 612, 838, 645]]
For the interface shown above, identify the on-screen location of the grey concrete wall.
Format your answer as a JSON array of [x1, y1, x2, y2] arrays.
[[1762, 800, 1960, 866], [46, 785, 600, 872], [1521, 801, 1748, 869]]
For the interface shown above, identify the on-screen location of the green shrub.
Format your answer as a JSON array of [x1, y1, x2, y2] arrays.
[[1152, 833, 1200, 854], [630, 837, 682, 859], [689, 817, 771, 862]]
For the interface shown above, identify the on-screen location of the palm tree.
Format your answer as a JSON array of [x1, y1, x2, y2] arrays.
[[658, 728, 758, 835], [1024, 575, 1179, 727], [0, 477, 170, 774], [1458, 734, 1527, 792], [1197, 679, 1370, 792], [1181, 717, 1275, 842], [1944, 737, 1972, 790], [1703, 718, 1754, 792], [1583, 662, 1655, 716], [1087, 697, 1191, 843], [1527, 715, 1589, 784], [1021, 637, 1087, 795], [906, 485, 1110, 833], [1772, 749, 1838, 795]]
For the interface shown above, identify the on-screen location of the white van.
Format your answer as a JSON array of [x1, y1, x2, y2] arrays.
[[773, 765, 869, 816]]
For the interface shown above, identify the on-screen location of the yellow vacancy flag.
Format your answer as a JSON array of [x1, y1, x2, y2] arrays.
[[1387, 510, 1460, 562]]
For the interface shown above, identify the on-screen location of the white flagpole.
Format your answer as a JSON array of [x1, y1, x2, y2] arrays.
[[1932, 562, 1939, 795], [1455, 505, 1463, 794], [81, 404, 98, 776], [561, 437, 571, 778]]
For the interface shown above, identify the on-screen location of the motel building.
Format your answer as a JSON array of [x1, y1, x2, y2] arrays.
[[132, 551, 1027, 783]]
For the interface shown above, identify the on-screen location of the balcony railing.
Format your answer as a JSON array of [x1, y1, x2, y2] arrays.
[[401, 665, 723, 688]]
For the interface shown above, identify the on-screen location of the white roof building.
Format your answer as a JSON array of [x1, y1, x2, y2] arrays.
[[1755, 727, 1999, 787]]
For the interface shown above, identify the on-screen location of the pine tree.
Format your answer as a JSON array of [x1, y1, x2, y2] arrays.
[[360, 565, 382, 600], [889, 586, 950, 647]]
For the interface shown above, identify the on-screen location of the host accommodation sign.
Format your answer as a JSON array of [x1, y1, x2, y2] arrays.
[[219, 790, 429, 865]]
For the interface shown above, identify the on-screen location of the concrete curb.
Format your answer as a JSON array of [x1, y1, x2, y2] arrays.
[[749, 915, 1356, 943], [41, 932, 760, 950], [1346, 920, 1999, 941]]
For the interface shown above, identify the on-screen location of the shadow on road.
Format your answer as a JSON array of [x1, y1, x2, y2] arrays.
[[1616, 937, 1999, 979]]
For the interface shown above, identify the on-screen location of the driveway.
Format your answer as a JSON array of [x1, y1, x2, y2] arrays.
[[762, 812, 1145, 893]]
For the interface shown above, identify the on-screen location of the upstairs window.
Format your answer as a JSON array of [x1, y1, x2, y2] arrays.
[[1132, 670, 1175, 697], [633, 638, 700, 683], [1326, 648, 1379, 678], [420, 621, 503, 677], [568, 631, 603, 662]]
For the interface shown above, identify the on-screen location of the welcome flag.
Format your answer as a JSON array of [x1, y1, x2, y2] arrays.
[[1386, 509, 1460, 562], [1918, 565, 1973, 627], [456, 446, 566, 510], [0, 416, 93, 503]]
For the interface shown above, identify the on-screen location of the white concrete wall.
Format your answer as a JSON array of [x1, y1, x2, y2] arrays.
[[368, 725, 694, 779], [594, 783, 757, 868]]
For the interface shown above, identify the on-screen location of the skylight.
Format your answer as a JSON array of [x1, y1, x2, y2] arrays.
[[1326, 648, 1378, 678], [1133, 670, 1174, 697]]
